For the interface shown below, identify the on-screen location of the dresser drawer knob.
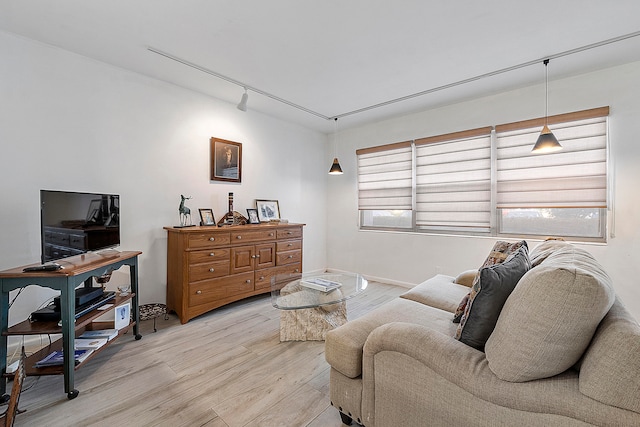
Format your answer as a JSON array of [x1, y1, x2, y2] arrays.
[[256, 254, 260, 258], [288, 243, 293, 247], [196, 290, 202, 294], [246, 279, 251, 284], [209, 268, 215, 272], [251, 255, 256, 259], [259, 276, 265, 280], [288, 255, 293, 259], [236, 236, 242, 240], [210, 252, 215, 256], [295, 269, 300, 273], [209, 237, 215, 241], [269, 233, 274, 237], [287, 231, 293, 235]]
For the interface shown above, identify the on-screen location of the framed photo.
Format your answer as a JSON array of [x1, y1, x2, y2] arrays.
[[246, 208, 260, 224], [114, 302, 130, 330], [256, 200, 280, 222], [210, 137, 242, 183], [199, 208, 216, 226]]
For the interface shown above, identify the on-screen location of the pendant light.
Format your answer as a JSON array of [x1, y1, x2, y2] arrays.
[[329, 118, 344, 175], [237, 88, 248, 112], [532, 59, 562, 153]]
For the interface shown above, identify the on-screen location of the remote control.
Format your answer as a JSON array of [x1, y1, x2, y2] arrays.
[[23, 263, 63, 272]]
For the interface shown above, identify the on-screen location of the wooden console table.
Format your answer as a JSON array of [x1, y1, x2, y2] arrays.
[[0, 251, 142, 399]]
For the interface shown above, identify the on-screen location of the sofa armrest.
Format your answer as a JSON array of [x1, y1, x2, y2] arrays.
[[454, 269, 477, 287], [363, 322, 489, 394], [359, 322, 617, 426]]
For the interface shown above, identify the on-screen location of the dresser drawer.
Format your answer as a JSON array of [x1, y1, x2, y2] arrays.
[[189, 261, 230, 282], [276, 249, 302, 266], [276, 239, 301, 252], [277, 227, 302, 239], [230, 229, 277, 244], [189, 272, 254, 306], [188, 248, 230, 264], [46, 231, 70, 247], [255, 263, 302, 291], [68, 233, 87, 250], [187, 232, 231, 249]]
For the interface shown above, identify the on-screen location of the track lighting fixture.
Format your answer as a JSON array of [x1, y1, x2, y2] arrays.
[[237, 88, 248, 112]]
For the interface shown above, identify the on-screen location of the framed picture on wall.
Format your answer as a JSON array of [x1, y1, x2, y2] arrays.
[[210, 137, 242, 183], [256, 200, 280, 222]]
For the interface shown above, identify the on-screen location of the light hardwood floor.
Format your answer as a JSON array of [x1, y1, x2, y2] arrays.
[[9, 281, 406, 427]]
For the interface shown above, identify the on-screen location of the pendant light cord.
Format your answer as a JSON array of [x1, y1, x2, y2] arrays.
[[544, 59, 550, 126]]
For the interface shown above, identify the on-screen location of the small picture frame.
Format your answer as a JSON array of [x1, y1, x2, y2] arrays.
[[246, 208, 260, 224], [210, 137, 242, 183], [256, 200, 280, 222], [199, 208, 216, 226], [114, 302, 130, 330]]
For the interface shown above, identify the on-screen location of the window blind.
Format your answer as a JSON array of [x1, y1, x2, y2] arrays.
[[414, 127, 492, 229], [495, 108, 608, 209], [357, 141, 413, 210]]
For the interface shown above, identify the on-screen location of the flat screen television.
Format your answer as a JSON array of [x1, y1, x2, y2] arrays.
[[40, 190, 120, 263]]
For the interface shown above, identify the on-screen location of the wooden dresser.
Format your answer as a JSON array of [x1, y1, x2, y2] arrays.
[[164, 223, 304, 323]]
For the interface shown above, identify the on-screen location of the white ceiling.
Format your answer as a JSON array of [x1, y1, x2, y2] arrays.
[[2, 1, 640, 134]]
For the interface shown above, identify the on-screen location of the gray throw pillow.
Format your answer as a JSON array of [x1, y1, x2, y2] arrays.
[[455, 246, 531, 350]]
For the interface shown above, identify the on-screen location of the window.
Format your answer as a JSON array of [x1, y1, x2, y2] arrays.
[[495, 107, 608, 240], [357, 107, 609, 241], [357, 142, 413, 229], [415, 127, 492, 233]]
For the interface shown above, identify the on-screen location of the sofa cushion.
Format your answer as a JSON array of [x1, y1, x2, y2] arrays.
[[325, 298, 456, 379], [528, 239, 571, 267], [453, 240, 527, 322], [579, 298, 640, 414], [400, 274, 470, 313], [455, 246, 531, 350], [485, 245, 615, 382]]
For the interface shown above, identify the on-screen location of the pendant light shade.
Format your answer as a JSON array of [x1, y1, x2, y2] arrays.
[[329, 158, 343, 174], [329, 118, 344, 175], [532, 125, 562, 153], [532, 59, 562, 153], [237, 88, 248, 112]]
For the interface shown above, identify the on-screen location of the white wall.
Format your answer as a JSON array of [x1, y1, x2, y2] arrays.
[[328, 61, 640, 321], [0, 31, 328, 326]]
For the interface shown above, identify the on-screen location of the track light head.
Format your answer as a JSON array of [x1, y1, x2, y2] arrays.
[[237, 89, 248, 112]]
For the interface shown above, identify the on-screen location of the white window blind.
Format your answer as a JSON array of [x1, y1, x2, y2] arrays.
[[495, 107, 608, 209], [414, 127, 492, 229], [357, 141, 413, 210]]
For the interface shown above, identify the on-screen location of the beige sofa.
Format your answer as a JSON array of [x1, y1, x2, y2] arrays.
[[325, 240, 640, 426]]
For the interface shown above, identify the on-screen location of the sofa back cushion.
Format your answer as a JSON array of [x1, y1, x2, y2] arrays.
[[579, 298, 640, 414], [485, 245, 615, 382], [528, 239, 571, 267]]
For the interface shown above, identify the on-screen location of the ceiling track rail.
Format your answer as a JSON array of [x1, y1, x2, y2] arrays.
[[149, 30, 640, 123], [147, 46, 330, 120]]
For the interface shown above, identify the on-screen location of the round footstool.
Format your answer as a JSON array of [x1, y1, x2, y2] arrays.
[[139, 303, 168, 332]]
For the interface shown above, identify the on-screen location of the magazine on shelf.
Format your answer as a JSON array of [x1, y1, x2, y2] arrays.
[[79, 328, 119, 341], [35, 349, 93, 368], [74, 337, 108, 351], [300, 277, 342, 292]]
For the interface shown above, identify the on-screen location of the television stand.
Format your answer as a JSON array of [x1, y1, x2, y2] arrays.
[[0, 251, 142, 400]]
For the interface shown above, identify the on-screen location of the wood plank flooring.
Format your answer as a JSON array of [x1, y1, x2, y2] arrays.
[[9, 281, 406, 427]]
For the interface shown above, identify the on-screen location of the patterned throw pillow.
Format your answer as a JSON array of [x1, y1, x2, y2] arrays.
[[452, 240, 527, 323]]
